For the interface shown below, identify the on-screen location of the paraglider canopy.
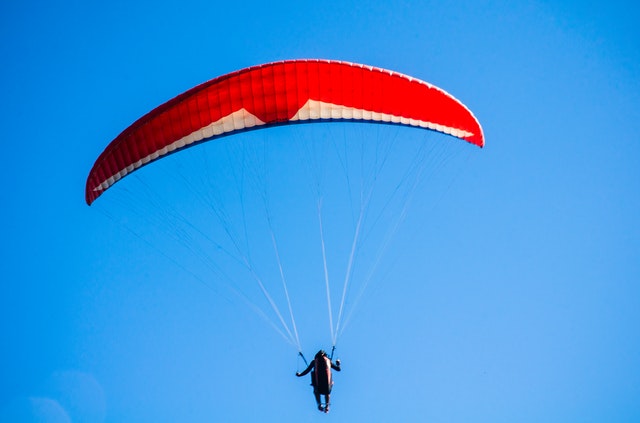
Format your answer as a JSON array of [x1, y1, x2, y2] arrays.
[[86, 59, 483, 205]]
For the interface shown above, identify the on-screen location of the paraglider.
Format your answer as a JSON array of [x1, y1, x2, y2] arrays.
[[85, 59, 483, 205], [296, 350, 341, 413], [86, 59, 483, 413]]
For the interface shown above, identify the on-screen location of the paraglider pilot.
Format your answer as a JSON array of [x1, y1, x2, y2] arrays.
[[296, 350, 341, 413]]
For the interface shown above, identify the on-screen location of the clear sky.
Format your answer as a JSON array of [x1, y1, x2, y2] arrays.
[[1, 0, 639, 422]]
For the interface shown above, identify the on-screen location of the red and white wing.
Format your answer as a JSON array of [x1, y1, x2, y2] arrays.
[[86, 59, 483, 205]]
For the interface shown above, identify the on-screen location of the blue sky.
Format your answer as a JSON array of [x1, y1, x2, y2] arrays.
[[1, 0, 639, 422]]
